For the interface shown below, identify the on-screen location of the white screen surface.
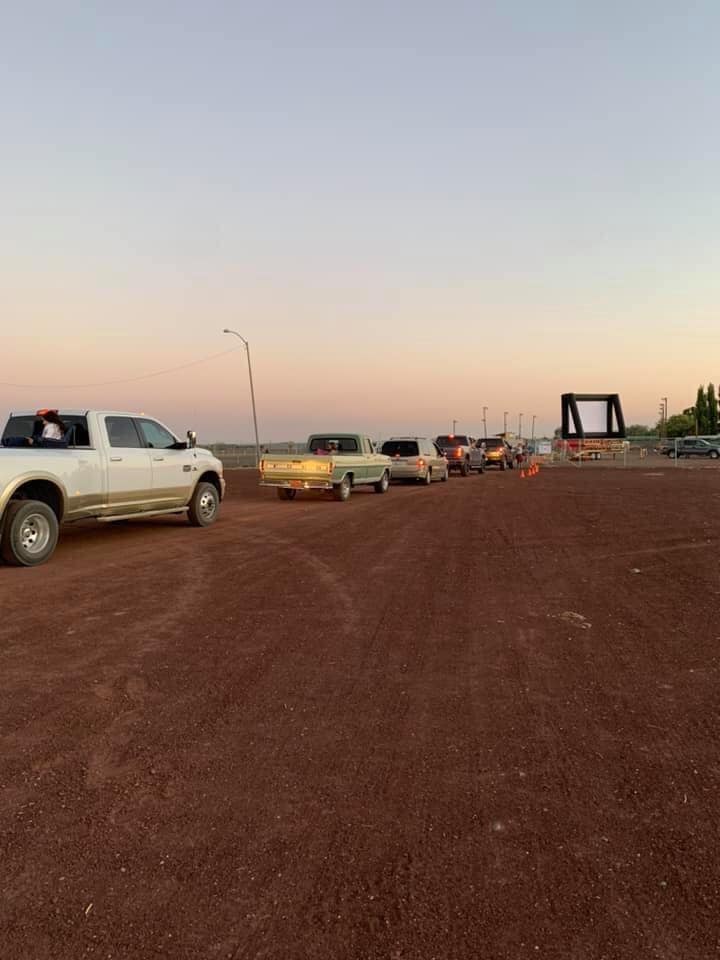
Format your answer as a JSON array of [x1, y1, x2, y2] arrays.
[[576, 401, 610, 434]]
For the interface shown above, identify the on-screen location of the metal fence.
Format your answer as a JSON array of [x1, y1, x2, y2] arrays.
[[205, 441, 306, 469], [546, 437, 720, 468]]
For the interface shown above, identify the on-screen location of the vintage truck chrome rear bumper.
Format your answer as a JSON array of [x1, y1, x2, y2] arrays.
[[260, 479, 333, 491]]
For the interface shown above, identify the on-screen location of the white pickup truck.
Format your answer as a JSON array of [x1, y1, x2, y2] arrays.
[[0, 410, 225, 566]]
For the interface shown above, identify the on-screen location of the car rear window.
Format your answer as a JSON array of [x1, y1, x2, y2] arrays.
[[436, 436, 469, 446], [382, 441, 419, 457], [483, 438, 504, 448]]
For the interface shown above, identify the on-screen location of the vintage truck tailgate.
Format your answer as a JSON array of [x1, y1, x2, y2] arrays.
[[259, 456, 335, 487]]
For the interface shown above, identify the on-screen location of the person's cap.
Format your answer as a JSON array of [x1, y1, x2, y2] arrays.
[[36, 408, 58, 417]]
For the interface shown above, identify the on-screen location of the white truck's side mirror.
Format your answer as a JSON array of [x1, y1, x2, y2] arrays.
[[187, 430, 197, 449]]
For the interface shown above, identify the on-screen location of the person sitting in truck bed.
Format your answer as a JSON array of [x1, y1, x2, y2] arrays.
[[2, 409, 68, 447], [36, 410, 66, 442], [30, 410, 69, 447]]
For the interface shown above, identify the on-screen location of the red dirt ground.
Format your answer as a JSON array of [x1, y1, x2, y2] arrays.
[[1, 467, 719, 959]]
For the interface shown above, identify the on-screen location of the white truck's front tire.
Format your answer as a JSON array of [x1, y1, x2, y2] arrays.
[[188, 482, 220, 527]]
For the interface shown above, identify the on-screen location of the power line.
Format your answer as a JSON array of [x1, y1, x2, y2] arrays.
[[0, 345, 242, 389]]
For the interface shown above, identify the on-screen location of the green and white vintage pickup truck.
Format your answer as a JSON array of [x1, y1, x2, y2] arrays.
[[259, 434, 392, 502]]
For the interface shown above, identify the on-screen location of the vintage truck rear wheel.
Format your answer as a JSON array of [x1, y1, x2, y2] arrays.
[[333, 475, 352, 501], [188, 482, 219, 527], [277, 488, 297, 500], [1, 499, 59, 567], [374, 471, 390, 493]]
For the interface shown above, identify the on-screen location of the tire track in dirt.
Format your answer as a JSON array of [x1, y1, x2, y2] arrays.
[[2, 469, 719, 959]]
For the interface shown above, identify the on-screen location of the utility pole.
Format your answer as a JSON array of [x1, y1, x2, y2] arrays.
[[482, 406, 488, 439], [531, 414, 536, 447], [223, 328, 261, 468], [503, 411, 508, 437], [452, 419, 458, 434], [661, 396, 668, 437], [518, 413, 523, 440]]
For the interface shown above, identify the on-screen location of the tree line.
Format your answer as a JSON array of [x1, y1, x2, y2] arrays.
[[625, 383, 719, 438]]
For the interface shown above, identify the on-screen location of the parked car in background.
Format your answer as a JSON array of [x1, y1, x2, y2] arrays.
[[481, 437, 514, 470], [569, 449, 602, 461], [0, 410, 224, 566], [381, 438, 449, 484], [434, 435, 485, 476], [666, 437, 720, 459], [259, 433, 391, 501]]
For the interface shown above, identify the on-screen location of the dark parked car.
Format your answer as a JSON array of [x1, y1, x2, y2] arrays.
[[667, 438, 720, 459]]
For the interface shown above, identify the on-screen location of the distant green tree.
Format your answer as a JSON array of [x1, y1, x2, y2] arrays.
[[625, 424, 655, 436], [695, 385, 709, 434], [665, 413, 696, 437], [707, 383, 718, 433]]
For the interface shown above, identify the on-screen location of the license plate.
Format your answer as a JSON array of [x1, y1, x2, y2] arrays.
[[290, 479, 303, 488]]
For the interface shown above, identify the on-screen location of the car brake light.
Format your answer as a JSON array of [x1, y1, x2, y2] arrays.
[[455, 447, 462, 457], [417, 458, 425, 467]]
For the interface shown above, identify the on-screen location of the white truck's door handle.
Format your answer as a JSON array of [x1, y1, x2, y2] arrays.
[[153, 457, 165, 462], [110, 457, 123, 462]]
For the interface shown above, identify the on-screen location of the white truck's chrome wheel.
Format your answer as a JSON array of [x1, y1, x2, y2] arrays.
[[20, 513, 52, 555], [188, 482, 221, 527], [198, 489, 217, 521]]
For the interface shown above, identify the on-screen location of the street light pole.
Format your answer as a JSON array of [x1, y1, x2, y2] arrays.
[[452, 419, 458, 434], [661, 396, 668, 437], [531, 414, 536, 447], [518, 413, 523, 440], [503, 411, 508, 437], [482, 406, 488, 439], [223, 328, 261, 468]]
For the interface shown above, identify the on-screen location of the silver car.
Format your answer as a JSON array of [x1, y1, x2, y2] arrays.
[[381, 437, 449, 484]]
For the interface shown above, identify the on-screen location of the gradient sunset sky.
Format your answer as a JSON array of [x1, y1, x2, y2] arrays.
[[3, 2, 719, 442]]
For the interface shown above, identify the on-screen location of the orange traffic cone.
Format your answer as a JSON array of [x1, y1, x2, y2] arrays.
[[520, 468, 525, 478]]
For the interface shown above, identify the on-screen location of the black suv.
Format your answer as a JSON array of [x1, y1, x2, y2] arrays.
[[667, 438, 720, 459]]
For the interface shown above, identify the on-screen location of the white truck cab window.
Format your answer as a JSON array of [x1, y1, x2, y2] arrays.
[[106, 417, 143, 448], [137, 419, 176, 449]]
